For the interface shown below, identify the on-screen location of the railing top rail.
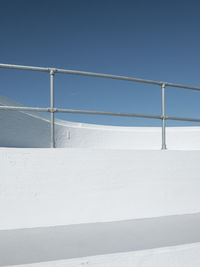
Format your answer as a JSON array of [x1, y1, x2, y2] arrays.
[[0, 63, 200, 91]]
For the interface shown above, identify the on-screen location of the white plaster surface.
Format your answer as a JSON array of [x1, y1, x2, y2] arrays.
[[1, 214, 200, 267], [1, 95, 200, 149], [1, 96, 200, 266], [7, 243, 200, 267], [1, 148, 200, 230]]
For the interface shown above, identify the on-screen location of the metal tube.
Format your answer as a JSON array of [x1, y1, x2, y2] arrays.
[[2, 105, 200, 123], [55, 68, 162, 86], [0, 106, 49, 112], [56, 69, 200, 91], [165, 82, 200, 91], [161, 83, 167, 150], [50, 70, 55, 148], [0, 63, 49, 72], [1, 105, 200, 123], [0, 63, 200, 90], [166, 116, 200, 123], [56, 108, 161, 120]]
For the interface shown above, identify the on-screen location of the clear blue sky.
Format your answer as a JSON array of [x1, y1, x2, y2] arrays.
[[0, 0, 200, 126]]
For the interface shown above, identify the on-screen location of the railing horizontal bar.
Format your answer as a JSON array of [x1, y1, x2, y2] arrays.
[[0, 63, 163, 85], [165, 82, 200, 91], [1, 105, 200, 123], [0, 63, 200, 90], [166, 116, 200, 123], [56, 69, 200, 90], [0, 63, 49, 72], [0, 106, 49, 112], [56, 108, 161, 119], [55, 69, 162, 86]]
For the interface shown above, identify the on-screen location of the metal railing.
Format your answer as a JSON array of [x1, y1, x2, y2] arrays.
[[1, 63, 200, 149]]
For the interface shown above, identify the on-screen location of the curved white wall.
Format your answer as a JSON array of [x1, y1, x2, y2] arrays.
[[1, 96, 200, 150]]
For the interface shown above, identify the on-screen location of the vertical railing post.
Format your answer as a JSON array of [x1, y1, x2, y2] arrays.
[[50, 69, 55, 148], [161, 83, 167, 150]]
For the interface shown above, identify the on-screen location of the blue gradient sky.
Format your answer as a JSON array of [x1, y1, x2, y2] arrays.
[[0, 0, 200, 126]]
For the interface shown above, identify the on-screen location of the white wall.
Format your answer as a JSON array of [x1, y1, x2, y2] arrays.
[[1, 95, 200, 150], [1, 148, 200, 230], [1, 96, 200, 230], [9, 243, 200, 267]]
